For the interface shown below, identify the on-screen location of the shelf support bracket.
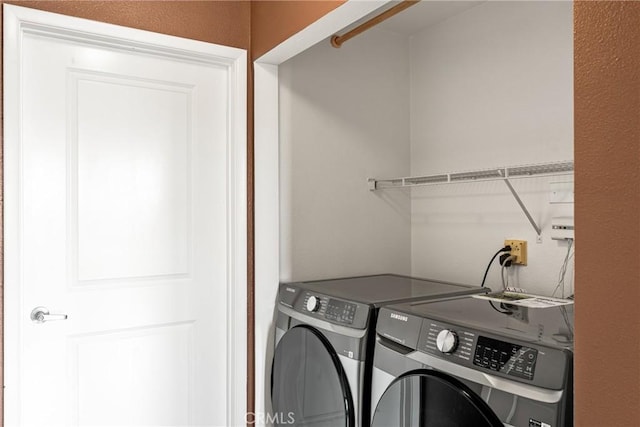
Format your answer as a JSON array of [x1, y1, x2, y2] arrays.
[[501, 174, 542, 236]]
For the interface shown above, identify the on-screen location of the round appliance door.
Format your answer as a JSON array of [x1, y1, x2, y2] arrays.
[[272, 325, 355, 427], [371, 369, 503, 427]]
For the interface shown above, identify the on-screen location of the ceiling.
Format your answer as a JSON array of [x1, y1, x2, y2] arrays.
[[373, 1, 484, 36]]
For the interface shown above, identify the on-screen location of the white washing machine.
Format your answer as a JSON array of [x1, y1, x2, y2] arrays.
[[271, 274, 488, 427], [371, 296, 574, 427]]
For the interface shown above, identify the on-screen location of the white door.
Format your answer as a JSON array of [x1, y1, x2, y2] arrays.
[[4, 5, 247, 427]]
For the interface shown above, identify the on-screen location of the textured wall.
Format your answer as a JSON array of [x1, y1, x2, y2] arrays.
[[574, 2, 640, 425], [4, 1, 251, 48], [251, 0, 345, 59]]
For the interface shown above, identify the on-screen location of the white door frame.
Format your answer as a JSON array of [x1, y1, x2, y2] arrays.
[[253, 1, 392, 422], [3, 4, 247, 425]]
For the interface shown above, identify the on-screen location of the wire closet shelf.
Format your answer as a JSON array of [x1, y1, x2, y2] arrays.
[[368, 161, 574, 191], [368, 160, 574, 237]]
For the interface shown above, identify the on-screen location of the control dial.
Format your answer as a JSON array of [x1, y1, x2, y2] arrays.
[[436, 329, 459, 354], [306, 295, 321, 312]]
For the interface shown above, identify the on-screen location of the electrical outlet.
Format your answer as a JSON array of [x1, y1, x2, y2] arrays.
[[504, 239, 527, 265]]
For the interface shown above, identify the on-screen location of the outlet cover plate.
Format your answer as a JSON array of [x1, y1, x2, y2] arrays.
[[504, 239, 527, 265]]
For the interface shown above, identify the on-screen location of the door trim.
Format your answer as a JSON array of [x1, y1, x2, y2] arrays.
[[3, 4, 247, 425]]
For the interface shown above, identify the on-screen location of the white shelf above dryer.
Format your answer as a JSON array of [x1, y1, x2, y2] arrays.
[[368, 160, 574, 237]]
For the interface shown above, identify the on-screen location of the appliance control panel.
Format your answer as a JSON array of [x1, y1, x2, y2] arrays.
[[417, 318, 570, 390], [278, 284, 370, 329], [473, 335, 538, 381], [324, 298, 358, 325]]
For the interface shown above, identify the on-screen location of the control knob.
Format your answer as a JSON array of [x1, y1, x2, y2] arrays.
[[306, 295, 321, 312], [436, 329, 459, 354]]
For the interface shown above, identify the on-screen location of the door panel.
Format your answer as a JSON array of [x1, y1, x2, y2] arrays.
[[4, 5, 246, 426], [74, 74, 192, 282], [70, 323, 193, 426]]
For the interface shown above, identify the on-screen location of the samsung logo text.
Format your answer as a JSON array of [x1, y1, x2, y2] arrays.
[[390, 313, 408, 322]]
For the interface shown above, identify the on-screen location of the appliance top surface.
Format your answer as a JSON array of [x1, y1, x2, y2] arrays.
[[396, 296, 574, 350], [291, 274, 485, 306]]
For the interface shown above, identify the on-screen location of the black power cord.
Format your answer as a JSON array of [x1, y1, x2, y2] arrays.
[[499, 253, 513, 268], [489, 300, 513, 315], [480, 245, 511, 287]]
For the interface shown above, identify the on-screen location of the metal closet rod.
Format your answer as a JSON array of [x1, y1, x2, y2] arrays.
[[331, 0, 420, 48]]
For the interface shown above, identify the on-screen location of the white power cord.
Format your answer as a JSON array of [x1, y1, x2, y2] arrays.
[[501, 255, 516, 290], [552, 239, 574, 298]]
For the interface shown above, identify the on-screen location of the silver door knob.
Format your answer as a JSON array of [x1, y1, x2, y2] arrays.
[[30, 307, 68, 323]]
